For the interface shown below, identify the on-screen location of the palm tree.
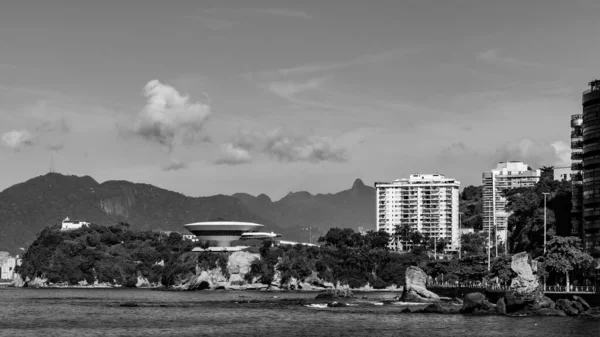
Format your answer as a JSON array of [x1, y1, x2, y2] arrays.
[[394, 223, 413, 251]]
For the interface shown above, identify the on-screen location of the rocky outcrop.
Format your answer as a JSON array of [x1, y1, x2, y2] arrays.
[[175, 251, 262, 290], [399, 266, 440, 302], [460, 292, 497, 314], [315, 287, 354, 300], [502, 253, 594, 317], [509, 252, 539, 296], [496, 298, 506, 314], [11, 273, 25, 287]]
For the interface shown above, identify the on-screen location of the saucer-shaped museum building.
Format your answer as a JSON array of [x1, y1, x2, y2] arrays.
[[183, 221, 264, 247]]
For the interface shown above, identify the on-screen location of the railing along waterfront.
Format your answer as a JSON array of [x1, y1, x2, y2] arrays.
[[544, 286, 596, 293], [427, 282, 509, 291], [428, 283, 597, 293]]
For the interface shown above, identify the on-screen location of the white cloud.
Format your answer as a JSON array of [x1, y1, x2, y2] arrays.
[[477, 49, 545, 68], [203, 8, 313, 19], [492, 138, 569, 169], [218, 128, 349, 164], [277, 48, 419, 76], [266, 77, 326, 99], [550, 141, 571, 167], [162, 158, 188, 171], [215, 143, 253, 165], [264, 130, 349, 163], [130, 79, 211, 151], [253, 8, 313, 19], [1, 130, 34, 151]]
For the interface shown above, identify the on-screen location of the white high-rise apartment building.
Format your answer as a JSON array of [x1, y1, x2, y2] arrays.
[[375, 174, 460, 251], [482, 162, 541, 245]]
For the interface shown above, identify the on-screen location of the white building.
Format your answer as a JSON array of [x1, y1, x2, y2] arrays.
[[0, 252, 21, 280], [482, 162, 541, 245], [182, 234, 199, 242], [375, 174, 460, 251], [60, 217, 90, 231]]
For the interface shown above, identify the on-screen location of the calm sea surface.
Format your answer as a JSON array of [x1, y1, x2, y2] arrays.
[[0, 288, 598, 336]]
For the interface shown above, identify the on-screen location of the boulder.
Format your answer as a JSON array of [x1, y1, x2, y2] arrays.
[[555, 299, 579, 316], [532, 308, 567, 317], [572, 296, 591, 311], [327, 301, 348, 308], [538, 296, 555, 309], [315, 288, 354, 300], [11, 274, 25, 287], [449, 297, 463, 306], [482, 300, 496, 311], [399, 266, 440, 302], [461, 292, 486, 313], [496, 298, 506, 314], [571, 300, 585, 313], [509, 252, 540, 296], [422, 303, 444, 313], [401, 307, 412, 313]]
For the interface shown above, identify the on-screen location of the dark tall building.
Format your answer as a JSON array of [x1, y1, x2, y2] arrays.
[[571, 113, 583, 237], [582, 80, 600, 251]]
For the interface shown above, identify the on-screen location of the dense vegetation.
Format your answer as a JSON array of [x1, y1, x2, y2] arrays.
[[16, 222, 196, 287], [504, 169, 573, 255]]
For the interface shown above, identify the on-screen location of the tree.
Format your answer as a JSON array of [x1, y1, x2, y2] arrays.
[[460, 232, 487, 256], [427, 237, 448, 254], [543, 236, 594, 290], [393, 223, 413, 251]]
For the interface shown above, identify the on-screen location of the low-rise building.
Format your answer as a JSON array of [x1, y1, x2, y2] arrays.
[[0, 252, 21, 280], [60, 217, 90, 231]]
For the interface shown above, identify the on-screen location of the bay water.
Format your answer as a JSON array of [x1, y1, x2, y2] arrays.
[[0, 288, 598, 336]]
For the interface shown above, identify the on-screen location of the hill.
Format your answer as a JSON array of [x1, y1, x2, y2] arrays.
[[232, 178, 376, 241], [0, 173, 279, 254]]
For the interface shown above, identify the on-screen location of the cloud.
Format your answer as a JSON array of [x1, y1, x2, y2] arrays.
[[550, 141, 571, 167], [436, 142, 481, 165], [184, 16, 240, 30], [492, 138, 569, 169], [253, 8, 313, 19], [264, 130, 349, 163], [266, 77, 326, 100], [36, 117, 71, 134], [128, 79, 211, 151], [203, 8, 313, 19], [162, 158, 188, 171], [277, 48, 419, 76], [218, 128, 349, 164], [215, 143, 253, 165], [477, 49, 545, 68], [1, 130, 34, 151]]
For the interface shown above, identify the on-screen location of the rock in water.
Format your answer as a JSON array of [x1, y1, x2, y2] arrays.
[[461, 292, 486, 313], [555, 299, 579, 316], [572, 296, 591, 311], [400, 266, 440, 302], [509, 252, 539, 295], [496, 298, 506, 314], [422, 303, 444, 313], [571, 300, 585, 313]]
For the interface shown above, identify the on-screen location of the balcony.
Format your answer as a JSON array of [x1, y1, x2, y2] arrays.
[[571, 130, 583, 138], [572, 152, 584, 160], [572, 173, 583, 181], [571, 162, 583, 171], [571, 140, 583, 149]]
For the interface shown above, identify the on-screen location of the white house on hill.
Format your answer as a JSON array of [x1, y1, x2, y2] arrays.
[[60, 217, 90, 231]]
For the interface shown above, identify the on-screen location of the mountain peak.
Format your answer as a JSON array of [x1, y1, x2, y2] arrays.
[[352, 178, 366, 189]]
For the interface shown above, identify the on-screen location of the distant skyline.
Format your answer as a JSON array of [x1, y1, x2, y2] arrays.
[[1, 0, 599, 200]]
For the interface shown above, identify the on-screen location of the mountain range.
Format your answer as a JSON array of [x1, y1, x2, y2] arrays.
[[0, 173, 376, 254]]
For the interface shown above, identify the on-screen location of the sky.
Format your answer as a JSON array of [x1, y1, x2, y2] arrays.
[[1, 0, 599, 200]]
